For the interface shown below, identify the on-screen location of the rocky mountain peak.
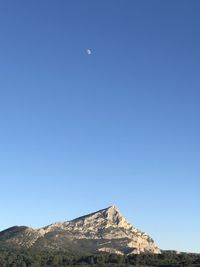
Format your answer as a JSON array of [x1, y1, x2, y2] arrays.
[[104, 205, 121, 222], [0, 206, 160, 255], [97, 205, 127, 227], [68, 205, 128, 230]]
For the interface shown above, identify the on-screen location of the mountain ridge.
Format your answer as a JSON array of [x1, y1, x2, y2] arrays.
[[0, 205, 160, 255]]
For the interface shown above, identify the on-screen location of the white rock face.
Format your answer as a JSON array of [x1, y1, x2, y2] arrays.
[[0, 205, 160, 254], [98, 247, 124, 255], [40, 205, 160, 254]]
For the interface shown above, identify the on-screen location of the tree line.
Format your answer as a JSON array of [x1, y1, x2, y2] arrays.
[[0, 249, 200, 267]]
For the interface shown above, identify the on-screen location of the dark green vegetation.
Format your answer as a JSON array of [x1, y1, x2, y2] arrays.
[[0, 249, 200, 267]]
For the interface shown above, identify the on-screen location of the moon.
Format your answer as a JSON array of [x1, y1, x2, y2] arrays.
[[86, 49, 92, 55]]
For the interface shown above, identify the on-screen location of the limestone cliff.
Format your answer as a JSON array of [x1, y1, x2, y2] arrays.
[[0, 205, 160, 254]]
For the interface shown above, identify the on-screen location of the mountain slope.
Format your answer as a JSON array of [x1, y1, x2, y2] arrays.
[[0, 205, 160, 254]]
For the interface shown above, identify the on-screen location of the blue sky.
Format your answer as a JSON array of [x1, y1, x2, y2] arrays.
[[0, 0, 200, 253]]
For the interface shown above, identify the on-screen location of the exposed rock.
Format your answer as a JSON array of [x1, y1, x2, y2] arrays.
[[0, 205, 160, 254]]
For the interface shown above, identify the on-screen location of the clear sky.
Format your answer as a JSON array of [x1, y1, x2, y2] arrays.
[[0, 0, 200, 253]]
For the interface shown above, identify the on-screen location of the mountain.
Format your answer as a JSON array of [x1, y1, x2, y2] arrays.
[[0, 205, 160, 255]]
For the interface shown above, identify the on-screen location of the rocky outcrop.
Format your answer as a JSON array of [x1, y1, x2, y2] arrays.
[[0, 205, 160, 254]]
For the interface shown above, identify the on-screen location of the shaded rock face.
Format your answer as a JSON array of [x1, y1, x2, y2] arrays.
[[0, 206, 160, 255]]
